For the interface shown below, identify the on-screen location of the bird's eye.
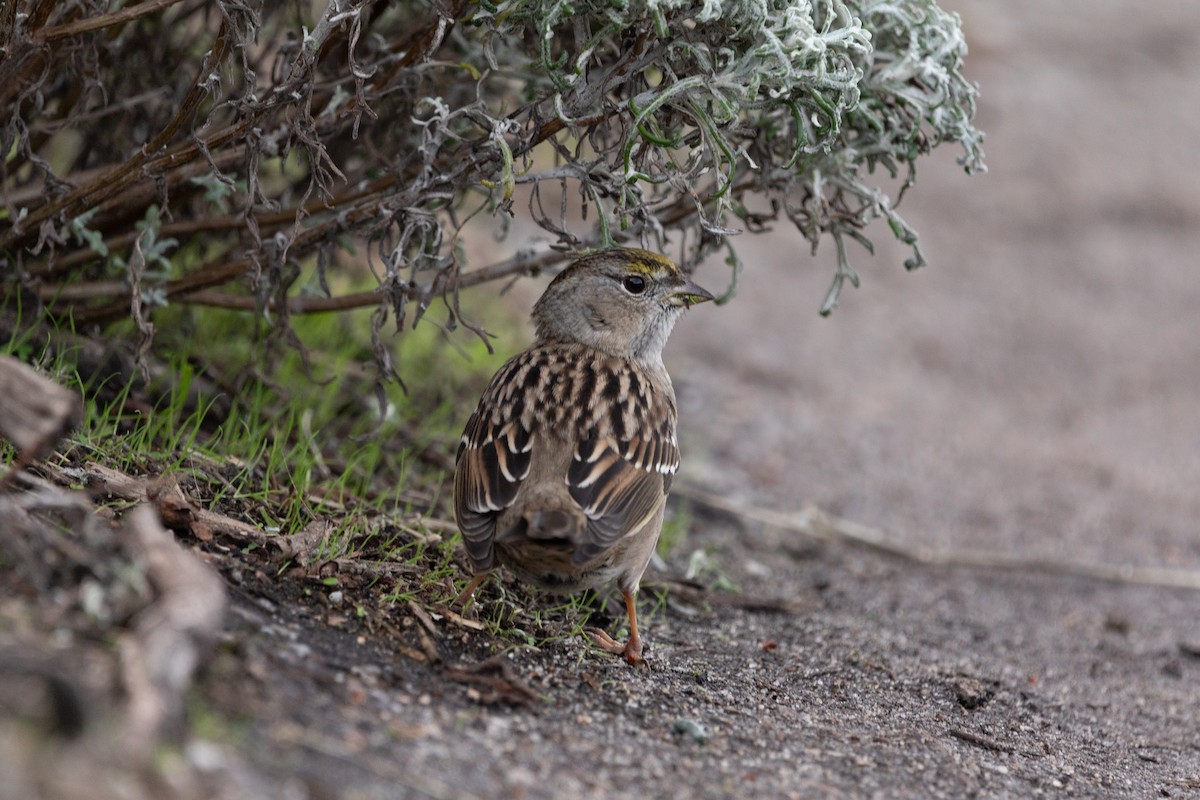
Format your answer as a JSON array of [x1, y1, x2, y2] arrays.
[[622, 274, 647, 294]]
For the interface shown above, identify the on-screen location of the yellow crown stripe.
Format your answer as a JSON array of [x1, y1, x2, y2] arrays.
[[619, 248, 679, 276]]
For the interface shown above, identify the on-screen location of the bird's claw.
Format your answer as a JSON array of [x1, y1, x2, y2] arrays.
[[586, 627, 646, 667]]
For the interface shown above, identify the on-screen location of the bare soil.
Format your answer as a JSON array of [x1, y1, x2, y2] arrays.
[[3, 1, 1199, 798]]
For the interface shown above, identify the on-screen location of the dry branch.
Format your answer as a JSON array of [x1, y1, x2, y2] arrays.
[[676, 485, 1200, 592], [0, 436, 237, 797], [0, 355, 82, 461], [120, 505, 227, 749], [33, 0, 188, 41]]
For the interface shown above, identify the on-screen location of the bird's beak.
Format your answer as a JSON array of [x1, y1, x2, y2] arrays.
[[668, 277, 715, 309]]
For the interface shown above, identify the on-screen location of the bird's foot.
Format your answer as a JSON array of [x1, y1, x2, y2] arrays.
[[586, 627, 646, 667]]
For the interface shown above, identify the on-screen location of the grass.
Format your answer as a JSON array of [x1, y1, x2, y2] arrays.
[[6, 295, 465, 521], [1, 288, 651, 657], [2, 278, 721, 665]]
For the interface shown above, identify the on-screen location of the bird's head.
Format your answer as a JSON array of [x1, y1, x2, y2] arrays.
[[532, 248, 714, 364]]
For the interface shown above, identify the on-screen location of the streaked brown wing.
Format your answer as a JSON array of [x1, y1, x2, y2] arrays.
[[566, 426, 678, 564], [454, 404, 533, 571]]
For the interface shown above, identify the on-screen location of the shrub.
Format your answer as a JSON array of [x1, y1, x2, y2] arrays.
[[1, 0, 983, 367]]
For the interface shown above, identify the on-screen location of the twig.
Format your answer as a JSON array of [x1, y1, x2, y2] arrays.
[[180, 287, 387, 313], [34, 0, 187, 41], [407, 599, 443, 663], [0, 21, 234, 254], [440, 607, 487, 631], [443, 653, 540, 706], [1164, 778, 1200, 790], [948, 727, 1014, 754], [70, 463, 272, 545], [175, 246, 570, 315], [674, 485, 1200, 592], [407, 598, 441, 639]]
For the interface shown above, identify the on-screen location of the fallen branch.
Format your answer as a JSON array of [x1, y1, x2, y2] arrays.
[[0, 355, 82, 488], [120, 505, 226, 749], [0, 464, 236, 796], [674, 485, 1200, 592]]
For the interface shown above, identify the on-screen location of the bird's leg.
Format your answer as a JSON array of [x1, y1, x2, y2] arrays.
[[454, 573, 488, 610], [586, 587, 646, 666]]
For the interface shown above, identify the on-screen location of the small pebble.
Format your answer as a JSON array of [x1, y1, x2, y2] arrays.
[[952, 677, 994, 710], [672, 717, 708, 744], [1178, 640, 1200, 659]]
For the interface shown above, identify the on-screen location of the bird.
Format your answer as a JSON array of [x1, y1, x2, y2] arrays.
[[453, 247, 713, 665]]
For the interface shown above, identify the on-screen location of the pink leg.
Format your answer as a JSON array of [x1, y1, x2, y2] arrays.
[[586, 588, 646, 666]]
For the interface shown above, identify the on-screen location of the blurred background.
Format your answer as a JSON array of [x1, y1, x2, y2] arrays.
[[666, 0, 1200, 572]]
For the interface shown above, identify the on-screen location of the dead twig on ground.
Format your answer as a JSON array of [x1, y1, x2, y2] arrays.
[[675, 485, 1200, 592], [948, 727, 1014, 754], [645, 577, 808, 614], [443, 654, 540, 707]]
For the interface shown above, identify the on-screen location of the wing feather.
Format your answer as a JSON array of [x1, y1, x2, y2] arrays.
[[454, 360, 536, 570], [567, 388, 678, 565]]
